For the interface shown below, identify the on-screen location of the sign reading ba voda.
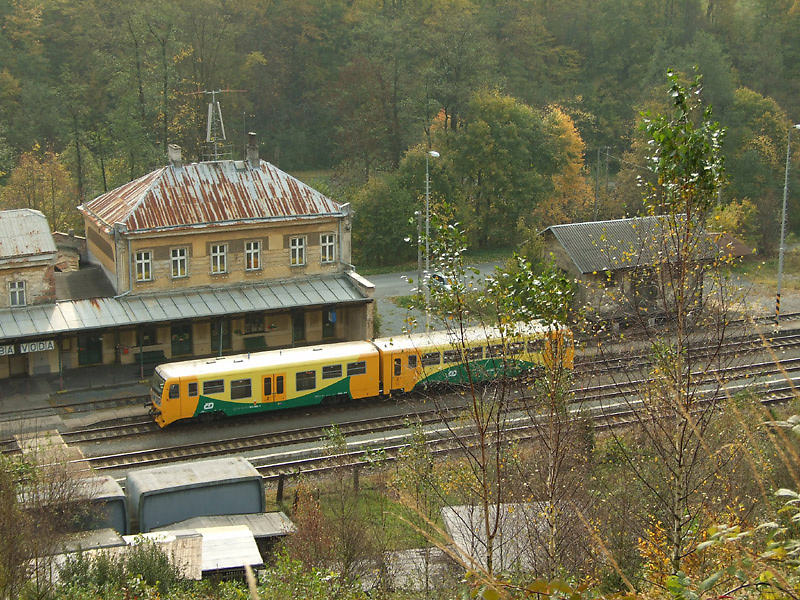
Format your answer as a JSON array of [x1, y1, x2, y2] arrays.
[[0, 340, 55, 356]]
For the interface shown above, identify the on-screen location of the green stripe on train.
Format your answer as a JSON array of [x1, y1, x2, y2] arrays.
[[192, 377, 353, 418], [415, 358, 538, 387]]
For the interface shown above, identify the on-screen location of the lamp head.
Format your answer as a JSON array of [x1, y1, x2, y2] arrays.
[[428, 150, 440, 158]]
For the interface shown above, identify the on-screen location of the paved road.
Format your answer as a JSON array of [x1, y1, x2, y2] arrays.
[[367, 262, 502, 336], [367, 262, 502, 299]]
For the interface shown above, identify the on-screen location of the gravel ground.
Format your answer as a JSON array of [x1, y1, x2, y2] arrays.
[[375, 276, 800, 337]]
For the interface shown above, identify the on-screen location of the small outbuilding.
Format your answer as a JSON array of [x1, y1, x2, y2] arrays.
[[542, 215, 720, 325], [126, 456, 265, 533]]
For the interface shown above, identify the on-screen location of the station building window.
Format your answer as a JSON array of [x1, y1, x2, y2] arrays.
[[9, 280, 25, 307], [210, 244, 227, 274], [245, 314, 265, 334], [138, 325, 158, 346], [320, 233, 335, 264], [171, 247, 187, 278], [245, 240, 261, 271], [290, 236, 306, 266], [135, 250, 153, 282]]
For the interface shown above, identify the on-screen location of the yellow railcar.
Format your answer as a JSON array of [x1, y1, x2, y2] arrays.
[[151, 341, 380, 427], [150, 322, 574, 427]]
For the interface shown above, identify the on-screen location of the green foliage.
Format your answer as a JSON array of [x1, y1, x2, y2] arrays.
[[482, 254, 576, 326], [57, 537, 184, 596], [640, 70, 726, 220], [350, 173, 417, 266], [439, 89, 565, 248]]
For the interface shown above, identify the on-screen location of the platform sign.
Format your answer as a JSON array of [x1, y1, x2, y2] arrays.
[[19, 340, 55, 354], [0, 340, 56, 356]]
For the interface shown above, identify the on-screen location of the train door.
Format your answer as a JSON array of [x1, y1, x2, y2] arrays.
[[390, 355, 403, 392], [387, 350, 416, 393], [183, 378, 199, 417], [262, 373, 286, 403]]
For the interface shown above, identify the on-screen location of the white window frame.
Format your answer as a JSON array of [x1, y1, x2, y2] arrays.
[[245, 240, 261, 271], [171, 247, 187, 279], [290, 236, 306, 266], [320, 233, 336, 264], [9, 280, 25, 307], [210, 244, 227, 274], [135, 250, 153, 282]]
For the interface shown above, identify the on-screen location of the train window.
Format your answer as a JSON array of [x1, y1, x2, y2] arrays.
[[466, 347, 484, 360], [408, 355, 418, 369], [188, 382, 198, 397], [276, 376, 284, 394], [422, 352, 440, 366], [169, 384, 179, 399], [487, 344, 504, 357], [231, 378, 252, 400], [323, 364, 343, 379], [264, 377, 272, 395], [527, 339, 545, 353], [347, 361, 367, 376], [296, 370, 316, 391], [508, 342, 525, 354], [203, 379, 224, 395], [443, 350, 460, 363], [394, 358, 401, 376]]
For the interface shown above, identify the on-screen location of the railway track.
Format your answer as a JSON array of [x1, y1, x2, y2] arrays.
[[575, 328, 800, 376], [250, 377, 800, 483], [75, 351, 800, 477]]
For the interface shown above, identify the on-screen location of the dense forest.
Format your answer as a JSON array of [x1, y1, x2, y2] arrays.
[[0, 0, 798, 261]]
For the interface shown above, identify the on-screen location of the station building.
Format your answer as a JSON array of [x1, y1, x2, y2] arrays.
[[0, 139, 374, 379]]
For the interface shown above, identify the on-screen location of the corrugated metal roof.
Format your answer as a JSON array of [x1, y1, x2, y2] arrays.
[[544, 215, 717, 274], [0, 274, 368, 341], [154, 512, 296, 538], [0, 209, 56, 260], [127, 456, 260, 495], [79, 160, 344, 233]]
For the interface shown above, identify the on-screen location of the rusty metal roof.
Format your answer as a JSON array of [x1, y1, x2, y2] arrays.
[[79, 160, 344, 234], [0, 274, 369, 341], [0, 209, 56, 262]]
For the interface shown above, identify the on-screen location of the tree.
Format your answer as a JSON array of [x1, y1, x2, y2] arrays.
[[0, 442, 96, 598], [531, 106, 593, 227], [440, 89, 565, 249], [350, 173, 417, 267], [0, 148, 80, 232], [594, 70, 736, 582]]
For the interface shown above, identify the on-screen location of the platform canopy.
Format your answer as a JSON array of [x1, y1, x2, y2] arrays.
[[0, 274, 368, 341]]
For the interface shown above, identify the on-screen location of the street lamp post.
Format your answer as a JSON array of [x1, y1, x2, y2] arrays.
[[776, 124, 800, 325], [424, 150, 439, 330]]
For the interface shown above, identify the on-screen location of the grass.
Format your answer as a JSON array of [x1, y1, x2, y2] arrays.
[[729, 251, 800, 290], [356, 247, 514, 276], [267, 476, 444, 552]]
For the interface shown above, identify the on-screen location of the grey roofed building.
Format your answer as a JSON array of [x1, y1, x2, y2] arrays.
[[542, 215, 718, 275], [542, 215, 722, 321], [0, 209, 56, 266]]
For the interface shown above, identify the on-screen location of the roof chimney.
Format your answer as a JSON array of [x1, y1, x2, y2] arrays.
[[168, 144, 182, 168], [246, 133, 259, 168]]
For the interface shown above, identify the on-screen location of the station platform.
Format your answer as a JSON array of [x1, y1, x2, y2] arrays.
[[0, 364, 151, 435]]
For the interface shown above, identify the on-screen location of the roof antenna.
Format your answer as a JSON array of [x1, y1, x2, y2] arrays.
[[191, 89, 246, 162]]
